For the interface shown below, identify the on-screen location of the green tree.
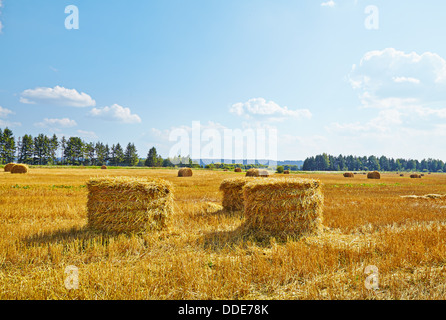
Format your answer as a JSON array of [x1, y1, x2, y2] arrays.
[[1, 128, 16, 164], [18, 134, 34, 164], [124, 143, 139, 166], [145, 147, 159, 167], [64, 137, 84, 165]]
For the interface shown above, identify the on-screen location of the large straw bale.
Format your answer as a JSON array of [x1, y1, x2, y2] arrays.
[[219, 178, 256, 212], [178, 168, 193, 177], [242, 178, 324, 240], [367, 171, 381, 179], [101, 165, 107, 170], [87, 176, 174, 233], [410, 174, 422, 179], [245, 168, 269, 177], [4, 163, 16, 172], [235, 168, 242, 173], [11, 164, 29, 174], [343, 172, 354, 178]]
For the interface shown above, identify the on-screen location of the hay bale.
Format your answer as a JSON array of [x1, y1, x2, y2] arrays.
[[400, 174, 404, 177], [219, 178, 255, 212], [284, 170, 290, 175], [178, 168, 193, 177], [10, 164, 29, 174], [4, 163, 16, 172], [86, 176, 174, 233], [367, 171, 381, 179], [242, 178, 324, 240], [410, 174, 422, 179], [343, 172, 354, 178], [101, 165, 107, 170], [245, 168, 269, 177], [235, 168, 242, 173]]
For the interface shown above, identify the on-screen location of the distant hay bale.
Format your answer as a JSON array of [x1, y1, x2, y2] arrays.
[[86, 176, 174, 234], [367, 171, 381, 179], [242, 178, 324, 240], [101, 165, 107, 170], [4, 163, 16, 172], [178, 168, 193, 177], [284, 170, 290, 175], [219, 178, 255, 212], [400, 174, 404, 177], [246, 168, 269, 177], [421, 174, 425, 177], [343, 172, 354, 178], [10, 164, 29, 174], [410, 174, 422, 179], [235, 168, 242, 173]]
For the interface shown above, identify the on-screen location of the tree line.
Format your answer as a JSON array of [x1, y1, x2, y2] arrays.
[[0, 127, 163, 167], [302, 153, 446, 172]]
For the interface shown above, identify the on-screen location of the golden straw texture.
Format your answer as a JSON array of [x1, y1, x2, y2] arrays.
[[10, 164, 29, 174], [219, 178, 256, 212], [367, 171, 381, 179], [178, 168, 193, 177], [87, 176, 174, 233], [4, 163, 16, 172], [242, 178, 324, 240]]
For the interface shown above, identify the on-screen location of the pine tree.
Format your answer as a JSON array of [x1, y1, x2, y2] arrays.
[[145, 147, 158, 167], [124, 143, 139, 166]]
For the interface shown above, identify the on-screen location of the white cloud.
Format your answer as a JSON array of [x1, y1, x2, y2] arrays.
[[34, 118, 77, 129], [0, 0, 3, 33], [321, 1, 336, 7], [88, 104, 142, 124], [392, 76, 420, 84], [230, 98, 312, 121], [0, 106, 13, 118], [349, 48, 446, 105], [333, 48, 446, 139], [77, 130, 98, 140], [20, 86, 96, 107], [0, 106, 20, 127]]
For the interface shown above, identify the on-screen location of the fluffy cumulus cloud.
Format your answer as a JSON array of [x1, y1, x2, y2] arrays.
[[88, 104, 142, 124], [230, 98, 312, 122], [332, 48, 446, 137], [34, 118, 77, 129], [20, 86, 96, 107], [349, 48, 446, 106]]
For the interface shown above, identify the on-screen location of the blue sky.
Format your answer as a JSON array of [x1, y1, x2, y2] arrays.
[[1, 0, 446, 161]]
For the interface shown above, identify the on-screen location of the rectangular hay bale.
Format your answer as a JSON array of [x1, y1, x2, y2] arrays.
[[87, 176, 174, 233], [242, 178, 324, 240], [219, 177, 256, 212]]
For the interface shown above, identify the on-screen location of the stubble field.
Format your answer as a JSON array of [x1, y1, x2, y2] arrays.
[[1, 168, 445, 300]]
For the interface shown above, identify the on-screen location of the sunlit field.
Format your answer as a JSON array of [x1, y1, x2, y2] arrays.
[[1, 168, 446, 300]]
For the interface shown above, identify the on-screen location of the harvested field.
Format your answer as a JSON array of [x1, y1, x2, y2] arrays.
[[1, 168, 446, 300]]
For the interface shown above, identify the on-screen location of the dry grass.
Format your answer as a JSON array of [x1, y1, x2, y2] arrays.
[[0, 168, 446, 299], [86, 176, 174, 234], [241, 178, 324, 241]]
